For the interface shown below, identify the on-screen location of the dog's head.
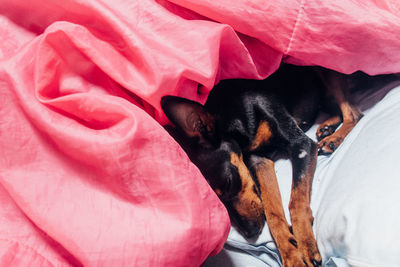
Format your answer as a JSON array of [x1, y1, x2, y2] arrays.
[[161, 96, 265, 238]]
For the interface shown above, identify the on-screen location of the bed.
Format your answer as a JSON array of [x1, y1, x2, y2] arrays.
[[1, 0, 399, 266]]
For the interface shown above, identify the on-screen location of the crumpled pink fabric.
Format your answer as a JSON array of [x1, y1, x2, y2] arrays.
[[0, 0, 399, 266]]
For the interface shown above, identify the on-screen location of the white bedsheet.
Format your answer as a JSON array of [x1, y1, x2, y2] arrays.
[[205, 79, 400, 267]]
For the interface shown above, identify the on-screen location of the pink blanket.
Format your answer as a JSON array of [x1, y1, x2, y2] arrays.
[[1, 0, 399, 266]]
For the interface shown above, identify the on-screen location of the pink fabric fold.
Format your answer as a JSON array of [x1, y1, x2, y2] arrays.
[[1, 0, 400, 266]]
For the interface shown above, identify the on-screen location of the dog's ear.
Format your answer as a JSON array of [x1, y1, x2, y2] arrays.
[[161, 96, 215, 141]]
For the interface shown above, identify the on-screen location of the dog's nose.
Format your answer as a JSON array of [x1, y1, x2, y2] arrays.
[[243, 224, 262, 239]]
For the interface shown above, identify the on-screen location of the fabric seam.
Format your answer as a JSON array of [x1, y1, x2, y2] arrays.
[[285, 0, 305, 56]]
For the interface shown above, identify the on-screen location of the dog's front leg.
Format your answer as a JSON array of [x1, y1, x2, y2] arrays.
[[288, 137, 322, 267], [249, 155, 305, 267]]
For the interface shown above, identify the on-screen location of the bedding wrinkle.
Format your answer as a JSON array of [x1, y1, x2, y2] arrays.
[[284, 0, 305, 57]]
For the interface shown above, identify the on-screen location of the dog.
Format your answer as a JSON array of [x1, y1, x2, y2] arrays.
[[161, 63, 365, 266]]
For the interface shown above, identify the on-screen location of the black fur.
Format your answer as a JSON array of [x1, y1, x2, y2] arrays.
[[161, 64, 325, 236]]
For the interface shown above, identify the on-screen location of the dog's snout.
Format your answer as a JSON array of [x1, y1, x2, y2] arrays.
[[243, 221, 263, 238]]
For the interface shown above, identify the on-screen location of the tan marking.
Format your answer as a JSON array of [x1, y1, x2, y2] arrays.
[[318, 103, 361, 150], [230, 153, 264, 225], [249, 121, 273, 151]]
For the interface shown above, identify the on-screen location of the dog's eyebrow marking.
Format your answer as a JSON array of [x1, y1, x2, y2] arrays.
[[249, 121, 273, 151], [298, 149, 308, 158]]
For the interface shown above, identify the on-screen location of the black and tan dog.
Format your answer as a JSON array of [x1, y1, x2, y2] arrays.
[[161, 64, 365, 266]]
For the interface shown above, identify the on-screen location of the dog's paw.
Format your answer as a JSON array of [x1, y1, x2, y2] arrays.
[[280, 246, 307, 267], [290, 219, 322, 266], [318, 135, 343, 155], [316, 125, 336, 141], [316, 116, 342, 142], [300, 243, 322, 267]]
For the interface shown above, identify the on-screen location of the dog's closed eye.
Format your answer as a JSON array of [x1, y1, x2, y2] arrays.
[[216, 163, 241, 201]]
